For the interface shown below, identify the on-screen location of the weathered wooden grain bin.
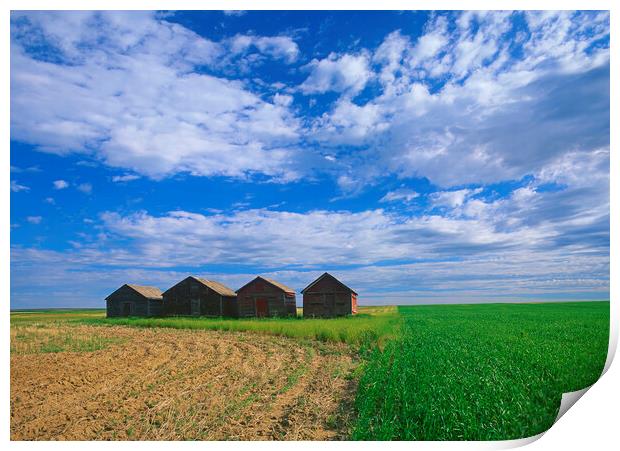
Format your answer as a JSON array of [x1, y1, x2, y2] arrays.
[[162, 276, 237, 317], [105, 284, 163, 317], [235, 276, 296, 318], [302, 273, 358, 317]]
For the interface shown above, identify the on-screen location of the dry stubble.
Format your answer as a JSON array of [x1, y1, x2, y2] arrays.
[[11, 326, 357, 440]]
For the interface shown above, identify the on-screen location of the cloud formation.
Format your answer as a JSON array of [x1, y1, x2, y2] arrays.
[[111, 174, 141, 183], [26, 148, 606, 277], [11, 11, 301, 181], [228, 34, 300, 63], [53, 179, 69, 189], [313, 11, 609, 188], [77, 183, 93, 194], [11, 11, 609, 189], [11, 180, 29, 192], [300, 52, 372, 95], [380, 188, 419, 203]]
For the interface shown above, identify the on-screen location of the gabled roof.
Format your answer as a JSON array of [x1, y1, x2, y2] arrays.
[[262, 277, 295, 294], [301, 272, 357, 295], [236, 276, 295, 294], [163, 276, 236, 297], [191, 276, 237, 297], [106, 284, 163, 300]]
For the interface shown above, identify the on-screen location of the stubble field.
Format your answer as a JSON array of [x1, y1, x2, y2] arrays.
[[11, 324, 356, 440]]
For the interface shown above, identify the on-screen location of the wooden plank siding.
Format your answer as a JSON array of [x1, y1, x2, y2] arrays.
[[162, 276, 237, 317], [106, 284, 164, 318], [302, 273, 357, 318], [235, 276, 297, 318]]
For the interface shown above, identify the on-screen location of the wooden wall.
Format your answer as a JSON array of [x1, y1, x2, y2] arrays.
[[106, 285, 162, 317], [303, 276, 355, 317], [163, 278, 236, 317], [236, 279, 296, 318]]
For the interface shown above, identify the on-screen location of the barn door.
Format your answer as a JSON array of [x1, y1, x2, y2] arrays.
[[325, 294, 336, 316], [190, 299, 200, 316], [256, 298, 268, 317], [122, 302, 132, 316]]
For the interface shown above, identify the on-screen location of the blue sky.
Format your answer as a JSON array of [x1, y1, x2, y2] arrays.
[[10, 10, 609, 308]]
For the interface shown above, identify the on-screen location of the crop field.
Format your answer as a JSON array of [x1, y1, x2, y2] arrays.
[[10, 302, 609, 441], [11, 323, 357, 440], [352, 302, 609, 440]]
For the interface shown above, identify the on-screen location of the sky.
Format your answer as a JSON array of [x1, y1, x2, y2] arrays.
[[10, 10, 610, 308]]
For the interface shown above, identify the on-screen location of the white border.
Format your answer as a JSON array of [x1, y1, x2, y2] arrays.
[[3, 1, 616, 449]]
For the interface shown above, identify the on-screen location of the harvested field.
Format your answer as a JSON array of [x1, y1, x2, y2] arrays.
[[11, 323, 127, 354], [11, 326, 357, 440]]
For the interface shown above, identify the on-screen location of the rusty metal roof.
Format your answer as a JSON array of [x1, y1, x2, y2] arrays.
[[125, 284, 163, 300], [301, 272, 357, 295]]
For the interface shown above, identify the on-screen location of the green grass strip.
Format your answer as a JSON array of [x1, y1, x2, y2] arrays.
[[80, 306, 401, 346]]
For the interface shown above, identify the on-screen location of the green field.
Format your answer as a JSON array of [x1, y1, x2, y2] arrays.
[[352, 303, 609, 440], [10, 301, 609, 440]]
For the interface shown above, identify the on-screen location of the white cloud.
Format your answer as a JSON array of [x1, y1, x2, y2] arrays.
[[11, 180, 29, 192], [11, 165, 40, 173], [26, 216, 42, 224], [300, 52, 371, 95], [431, 188, 482, 209], [112, 174, 140, 182], [313, 11, 609, 188], [227, 34, 299, 63], [449, 12, 512, 79], [77, 183, 92, 194], [536, 148, 609, 187], [11, 11, 608, 191], [223, 11, 246, 17], [253, 36, 299, 63], [334, 174, 365, 196], [94, 171, 604, 269], [313, 98, 389, 144], [53, 179, 69, 189], [96, 208, 460, 267], [273, 93, 293, 107], [511, 186, 537, 203], [374, 30, 410, 87], [409, 16, 450, 68], [228, 34, 253, 54], [414, 32, 447, 63], [380, 188, 419, 203], [11, 11, 301, 181]]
